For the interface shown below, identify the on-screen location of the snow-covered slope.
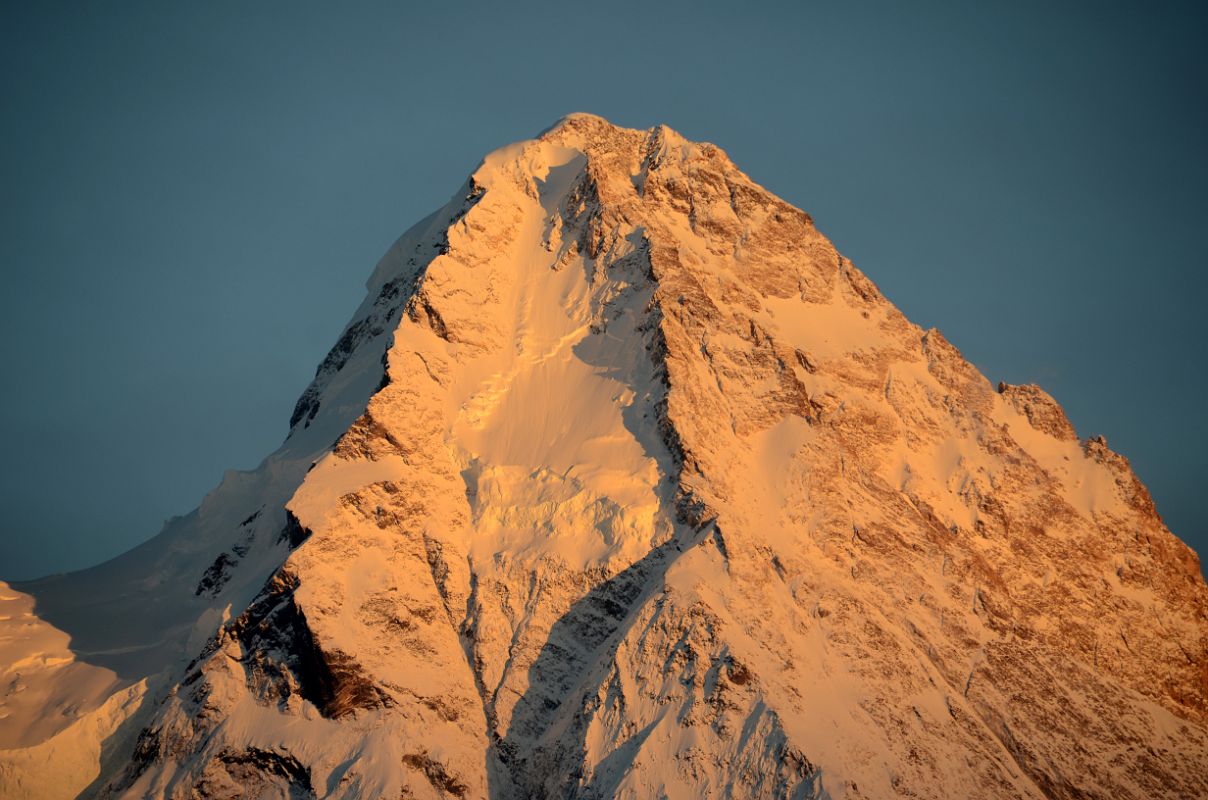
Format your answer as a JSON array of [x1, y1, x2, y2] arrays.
[[3, 113, 1206, 800]]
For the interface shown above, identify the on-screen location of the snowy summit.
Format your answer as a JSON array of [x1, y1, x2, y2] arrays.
[[2, 114, 1206, 799]]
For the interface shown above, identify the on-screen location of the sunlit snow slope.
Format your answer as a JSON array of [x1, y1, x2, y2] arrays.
[[2, 114, 1206, 800]]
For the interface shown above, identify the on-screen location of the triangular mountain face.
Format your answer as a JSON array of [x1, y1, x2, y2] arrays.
[[2, 114, 1206, 800]]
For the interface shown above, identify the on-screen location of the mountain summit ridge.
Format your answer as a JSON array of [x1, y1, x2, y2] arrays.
[[2, 114, 1205, 800]]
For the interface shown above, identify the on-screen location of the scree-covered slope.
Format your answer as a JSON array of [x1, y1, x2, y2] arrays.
[[2, 114, 1206, 800]]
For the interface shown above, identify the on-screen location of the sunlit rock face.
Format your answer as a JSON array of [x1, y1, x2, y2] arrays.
[[3, 114, 1206, 800]]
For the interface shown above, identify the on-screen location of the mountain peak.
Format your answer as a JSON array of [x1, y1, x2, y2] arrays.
[[535, 112, 726, 171], [3, 116, 1206, 800], [541, 110, 622, 131]]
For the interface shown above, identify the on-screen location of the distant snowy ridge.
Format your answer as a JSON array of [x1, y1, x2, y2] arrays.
[[2, 113, 1205, 799]]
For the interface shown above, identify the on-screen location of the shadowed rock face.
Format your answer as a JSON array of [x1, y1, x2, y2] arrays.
[[4, 114, 1206, 800], [200, 748, 315, 799], [224, 569, 394, 721]]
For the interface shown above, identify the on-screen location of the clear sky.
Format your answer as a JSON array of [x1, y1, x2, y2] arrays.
[[1, 1, 1205, 580]]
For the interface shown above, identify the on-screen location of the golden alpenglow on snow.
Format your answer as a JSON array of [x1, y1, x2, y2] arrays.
[[2, 114, 1206, 799]]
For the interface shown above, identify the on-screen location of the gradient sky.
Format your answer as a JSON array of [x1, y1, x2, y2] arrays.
[[2, 1, 1205, 580]]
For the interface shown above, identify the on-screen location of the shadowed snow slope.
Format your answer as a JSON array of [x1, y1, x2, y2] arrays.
[[2, 113, 1206, 800]]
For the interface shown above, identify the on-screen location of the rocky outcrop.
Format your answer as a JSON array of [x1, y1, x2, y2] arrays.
[[998, 381, 1078, 441]]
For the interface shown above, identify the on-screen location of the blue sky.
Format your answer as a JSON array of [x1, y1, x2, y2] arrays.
[[1, 1, 1205, 578]]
